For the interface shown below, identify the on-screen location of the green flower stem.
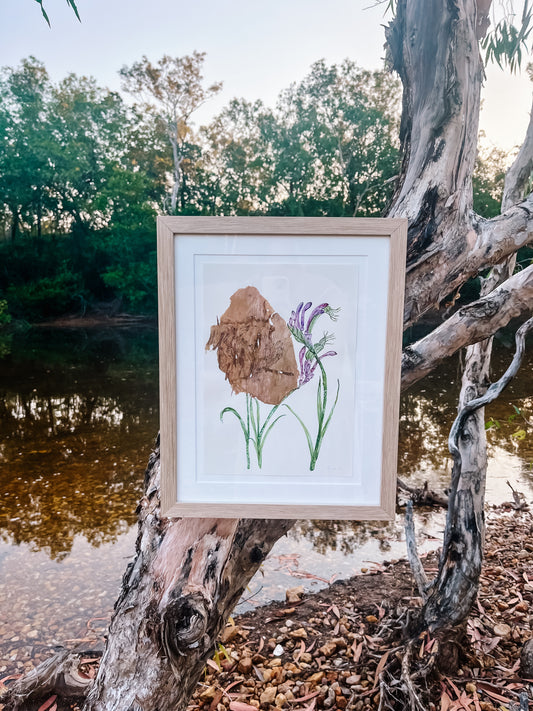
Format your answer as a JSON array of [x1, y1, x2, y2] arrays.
[[221, 395, 285, 469], [309, 356, 328, 470], [246, 394, 251, 468], [287, 346, 340, 471]]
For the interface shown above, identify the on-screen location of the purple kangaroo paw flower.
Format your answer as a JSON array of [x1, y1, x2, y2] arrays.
[[305, 303, 329, 333], [299, 302, 312, 331]]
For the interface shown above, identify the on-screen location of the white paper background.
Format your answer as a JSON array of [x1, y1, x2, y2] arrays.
[[175, 234, 389, 507]]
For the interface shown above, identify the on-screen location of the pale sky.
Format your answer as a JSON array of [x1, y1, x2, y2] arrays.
[[1, 0, 532, 153]]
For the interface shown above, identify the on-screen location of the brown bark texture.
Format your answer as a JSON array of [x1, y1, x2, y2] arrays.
[[206, 286, 298, 404]]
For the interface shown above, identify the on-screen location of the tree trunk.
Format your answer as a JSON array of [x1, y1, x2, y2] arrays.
[[388, 0, 533, 650], [84, 441, 293, 711]]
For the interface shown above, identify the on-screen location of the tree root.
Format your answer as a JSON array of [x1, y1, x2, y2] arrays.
[[0, 647, 100, 710]]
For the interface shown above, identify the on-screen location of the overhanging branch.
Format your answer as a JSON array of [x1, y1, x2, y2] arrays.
[[401, 264, 533, 390]]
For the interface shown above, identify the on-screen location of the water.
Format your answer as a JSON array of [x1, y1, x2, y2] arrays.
[[0, 326, 531, 675]]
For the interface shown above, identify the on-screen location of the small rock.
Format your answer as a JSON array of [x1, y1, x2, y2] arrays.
[[273, 644, 284, 657], [290, 628, 307, 639], [346, 675, 361, 685], [275, 693, 287, 707], [319, 640, 337, 658], [336, 695, 348, 709], [260, 687, 277, 706], [366, 615, 378, 624], [285, 663, 301, 676], [493, 623, 511, 638], [286, 586, 304, 603], [308, 671, 325, 684], [332, 637, 347, 649], [238, 656, 253, 674], [200, 685, 218, 701], [221, 625, 242, 644], [262, 669, 273, 682]]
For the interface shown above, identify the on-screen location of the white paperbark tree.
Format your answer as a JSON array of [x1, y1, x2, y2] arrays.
[[119, 53, 222, 215]]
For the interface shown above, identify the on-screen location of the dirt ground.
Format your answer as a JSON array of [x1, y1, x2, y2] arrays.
[[1, 508, 532, 711], [191, 508, 533, 711]]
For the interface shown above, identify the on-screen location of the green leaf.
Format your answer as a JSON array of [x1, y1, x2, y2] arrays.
[[511, 429, 527, 440], [316, 376, 324, 420], [259, 403, 280, 438], [220, 407, 249, 439], [260, 415, 286, 447], [322, 379, 340, 438], [485, 417, 500, 431], [284, 404, 314, 457], [35, 0, 51, 26], [66, 0, 81, 21]]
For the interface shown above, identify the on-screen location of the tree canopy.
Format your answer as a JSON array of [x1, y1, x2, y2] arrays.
[[0, 55, 406, 321]]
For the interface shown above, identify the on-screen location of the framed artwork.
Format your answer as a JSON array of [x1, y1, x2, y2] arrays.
[[157, 217, 407, 520]]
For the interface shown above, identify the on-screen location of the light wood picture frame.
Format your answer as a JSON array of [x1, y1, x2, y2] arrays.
[[158, 217, 407, 520]]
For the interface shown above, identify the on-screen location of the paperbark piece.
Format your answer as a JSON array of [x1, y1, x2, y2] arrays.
[[206, 286, 298, 405]]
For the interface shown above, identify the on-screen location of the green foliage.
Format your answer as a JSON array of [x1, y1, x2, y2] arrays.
[[0, 299, 11, 327], [6, 263, 84, 320], [119, 53, 223, 214], [482, 1, 533, 72], [34, 0, 80, 26], [0, 55, 402, 321], [199, 61, 401, 217], [472, 141, 508, 218]]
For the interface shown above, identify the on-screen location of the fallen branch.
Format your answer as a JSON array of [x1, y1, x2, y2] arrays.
[[397, 478, 448, 508], [0, 648, 100, 710], [404, 500, 429, 600]]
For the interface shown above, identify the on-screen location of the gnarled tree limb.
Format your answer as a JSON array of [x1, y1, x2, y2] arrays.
[[420, 316, 533, 633], [401, 263, 533, 390]]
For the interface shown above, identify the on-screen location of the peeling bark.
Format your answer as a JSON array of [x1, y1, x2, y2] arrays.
[[206, 286, 298, 404], [420, 318, 533, 634], [82, 442, 293, 711], [387, 1, 533, 328], [401, 264, 533, 389]]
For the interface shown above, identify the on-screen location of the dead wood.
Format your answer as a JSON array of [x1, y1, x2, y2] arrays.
[[397, 478, 448, 508], [0, 648, 100, 709]]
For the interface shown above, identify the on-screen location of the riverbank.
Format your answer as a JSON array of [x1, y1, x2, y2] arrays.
[[1, 507, 532, 711], [30, 313, 157, 329], [193, 507, 533, 711]]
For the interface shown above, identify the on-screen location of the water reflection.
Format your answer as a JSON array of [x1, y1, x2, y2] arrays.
[[0, 327, 157, 559], [0, 328, 531, 561]]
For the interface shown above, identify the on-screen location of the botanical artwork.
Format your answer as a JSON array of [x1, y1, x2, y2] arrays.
[[206, 286, 341, 471]]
